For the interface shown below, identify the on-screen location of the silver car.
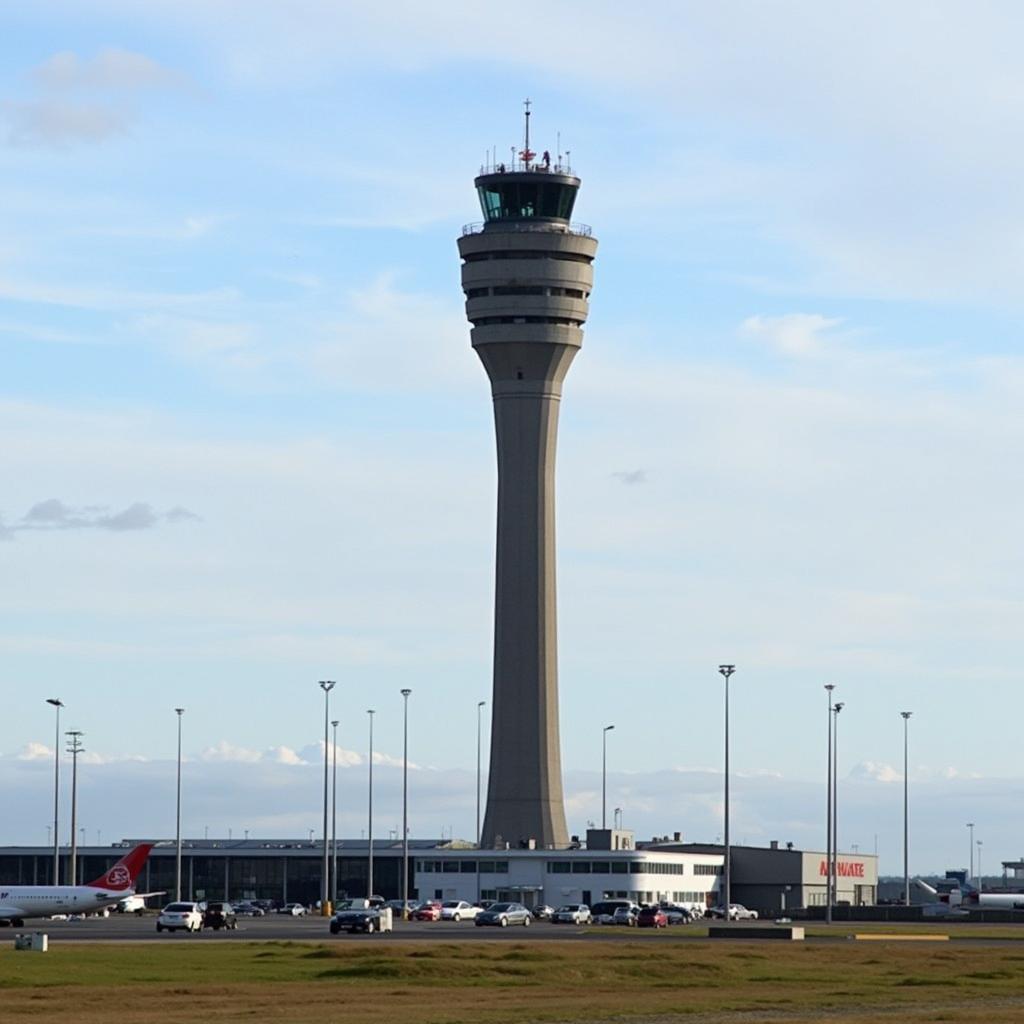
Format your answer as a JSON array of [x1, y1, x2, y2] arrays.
[[552, 904, 591, 924], [475, 901, 532, 927]]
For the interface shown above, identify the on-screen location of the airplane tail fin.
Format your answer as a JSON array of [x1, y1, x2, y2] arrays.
[[86, 843, 154, 891]]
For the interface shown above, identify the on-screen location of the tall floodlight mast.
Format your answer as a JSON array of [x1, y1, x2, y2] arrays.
[[458, 103, 598, 848]]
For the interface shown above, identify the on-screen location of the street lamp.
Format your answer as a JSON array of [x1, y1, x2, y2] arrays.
[[366, 709, 376, 899], [901, 710, 912, 906], [331, 719, 339, 904], [45, 698, 63, 885], [401, 689, 411, 919], [719, 665, 736, 916], [175, 708, 185, 900], [824, 684, 835, 924], [833, 701, 845, 901], [977, 839, 983, 893], [66, 730, 84, 885], [602, 725, 615, 830], [318, 681, 336, 915], [967, 822, 975, 882], [476, 699, 486, 905]]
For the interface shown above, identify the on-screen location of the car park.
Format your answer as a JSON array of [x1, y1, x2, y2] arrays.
[[413, 900, 442, 921], [278, 903, 307, 916], [552, 904, 591, 925], [636, 906, 668, 928], [475, 902, 532, 928], [612, 906, 639, 926], [440, 900, 482, 922], [156, 902, 203, 933], [202, 901, 238, 930]]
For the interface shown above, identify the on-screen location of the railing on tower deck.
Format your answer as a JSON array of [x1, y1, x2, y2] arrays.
[[479, 155, 574, 175], [462, 222, 592, 238]]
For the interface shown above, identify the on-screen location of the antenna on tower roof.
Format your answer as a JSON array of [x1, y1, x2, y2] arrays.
[[519, 97, 535, 168]]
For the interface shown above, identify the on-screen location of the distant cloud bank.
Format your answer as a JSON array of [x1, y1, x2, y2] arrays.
[[0, 499, 201, 539]]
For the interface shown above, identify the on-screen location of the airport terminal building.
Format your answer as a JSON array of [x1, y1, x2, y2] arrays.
[[0, 832, 876, 916]]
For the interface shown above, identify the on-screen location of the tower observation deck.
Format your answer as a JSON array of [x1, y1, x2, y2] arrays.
[[458, 109, 597, 850]]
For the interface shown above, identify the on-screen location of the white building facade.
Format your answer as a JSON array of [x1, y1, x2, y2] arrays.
[[415, 844, 723, 913]]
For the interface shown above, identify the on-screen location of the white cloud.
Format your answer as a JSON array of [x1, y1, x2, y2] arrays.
[[4, 100, 127, 148], [741, 313, 843, 358], [17, 741, 52, 761], [34, 48, 182, 92], [849, 760, 901, 784]]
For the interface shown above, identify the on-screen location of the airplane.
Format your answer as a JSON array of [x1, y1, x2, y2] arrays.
[[915, 874, 1024, 912], [0, 843, 159, 926]]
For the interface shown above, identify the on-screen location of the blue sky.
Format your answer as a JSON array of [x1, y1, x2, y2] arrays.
[[3, 2, 1024, 872]]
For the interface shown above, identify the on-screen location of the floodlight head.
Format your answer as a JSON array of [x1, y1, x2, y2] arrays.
[[834, 702, 845, 713], [901, 710, 913, 720], [175, 707, 185, 716], [718, 664, 736, 679], [824, 683, 836, 692], [331, 719, 339, 727], [319, 680, 336, 693], [401, 688, 412, 697], [604, 724, 615, 733], [46, 698, 63, 707]]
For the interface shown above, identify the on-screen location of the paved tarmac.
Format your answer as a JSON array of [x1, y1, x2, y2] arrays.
[[8, 914, 1024, 945]]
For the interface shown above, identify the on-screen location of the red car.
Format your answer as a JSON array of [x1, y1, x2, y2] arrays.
[[636, 906, 668, 928], [413, 900, 442, 921]]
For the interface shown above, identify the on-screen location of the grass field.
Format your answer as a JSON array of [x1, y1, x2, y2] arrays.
[[3, 937, 1024, 1023]]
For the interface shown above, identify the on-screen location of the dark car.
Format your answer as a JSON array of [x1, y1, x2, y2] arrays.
[[532, 904, 554, 920], [637, 905, 668, 928], [202, 902, 238, 930]]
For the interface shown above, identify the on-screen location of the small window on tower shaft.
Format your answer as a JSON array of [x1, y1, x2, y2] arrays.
[[516, 369, 524, 380]]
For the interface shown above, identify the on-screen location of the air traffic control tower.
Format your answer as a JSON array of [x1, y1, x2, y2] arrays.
[[458, 107, 597, 849]]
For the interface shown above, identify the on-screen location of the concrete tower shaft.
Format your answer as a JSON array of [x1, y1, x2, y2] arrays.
[[458, 166, 597, 850]]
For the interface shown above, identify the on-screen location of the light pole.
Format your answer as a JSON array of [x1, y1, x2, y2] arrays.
[[824, 684, 835, 924], [172, 708, 185, 900], [66, 730, 84, 886], [602, 725, 615, 831], [901, 710, 912, 905], [331, 718, 339, 904], [318, 681, 336, 915], [977, 840, 983, 892], [401, 689, 411, 919], [476, 699, 486, 904], [967, 822, 975, 882], [719, 665, 736, 915], [366, 709, 376, 899], [46, 698, 63, 885], [833, 701, 844, 903]]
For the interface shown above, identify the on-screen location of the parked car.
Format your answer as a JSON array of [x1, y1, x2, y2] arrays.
[[475, 902, 532, 928], [440, 900, 482, 922], [384, 899, 418, 917], [612, 906, 639, 926], [659, 904, 694, 924], [532, 904, 554, 920], [278, 903, 307, 916], [233, 901, 265, 917], [202, 902, 238, 930], [636, 905, 668, 928], [590, 899, 637, 924], [156, 902, 203, 933], [552, 904, 591, 925], [706, 903, 759, 920], [413, 900, 442, 921], [329, 899, 392, 935]]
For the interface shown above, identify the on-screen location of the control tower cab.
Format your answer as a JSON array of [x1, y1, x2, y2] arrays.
[[458, 107, 598, 851]]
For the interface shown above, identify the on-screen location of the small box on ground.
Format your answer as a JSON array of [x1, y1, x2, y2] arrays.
[[14, 933, 49, 952]]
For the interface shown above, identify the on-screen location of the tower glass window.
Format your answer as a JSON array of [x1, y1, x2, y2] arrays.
[[477, 180, 578, 222]]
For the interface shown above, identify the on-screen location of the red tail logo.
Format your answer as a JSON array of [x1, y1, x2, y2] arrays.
[[86, 843, 154, 890]]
